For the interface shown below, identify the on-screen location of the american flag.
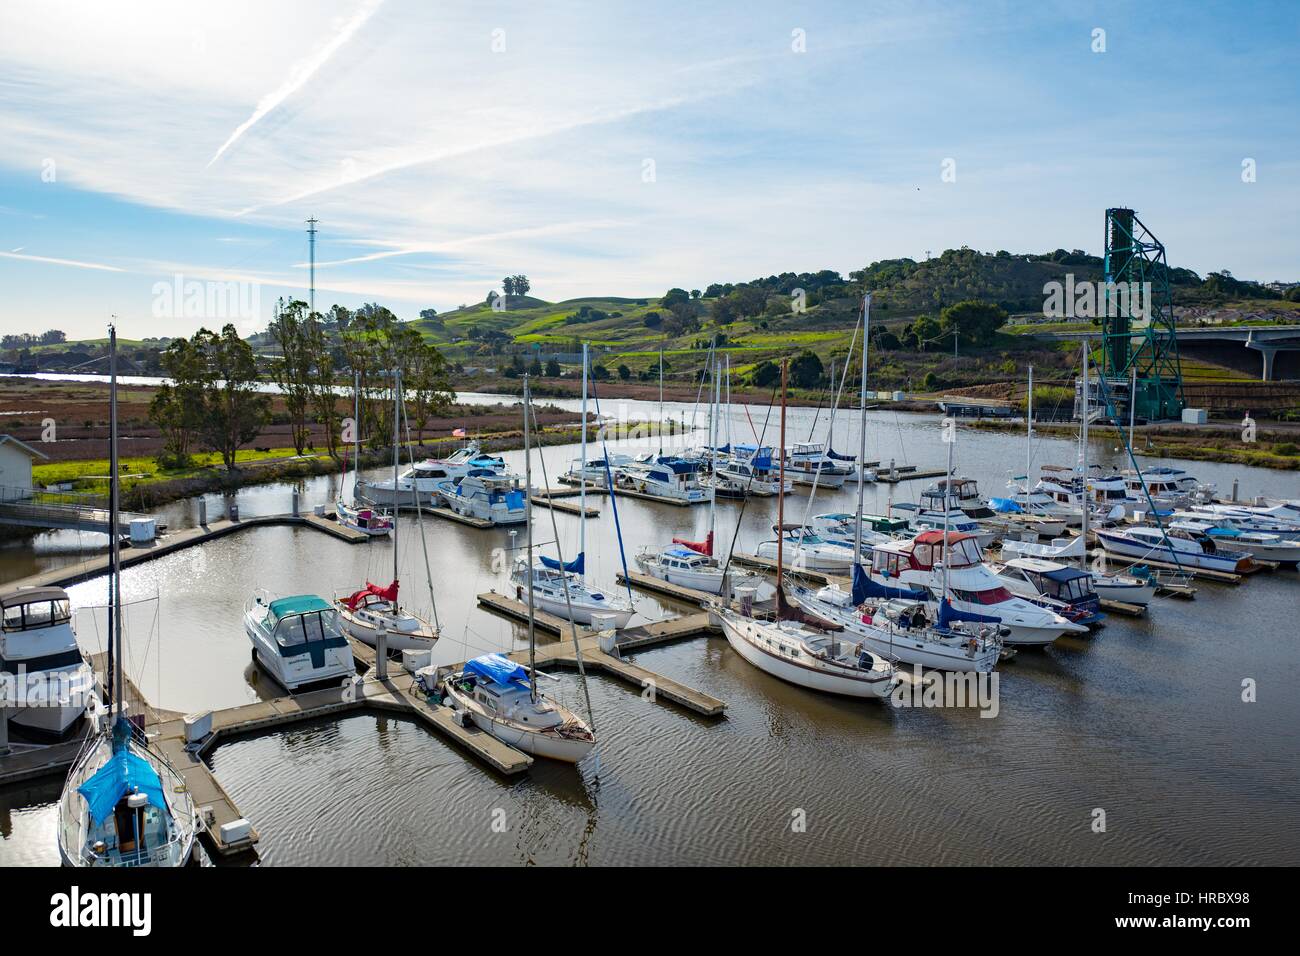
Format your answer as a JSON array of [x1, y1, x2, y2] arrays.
[[452, 427, 467, 438]]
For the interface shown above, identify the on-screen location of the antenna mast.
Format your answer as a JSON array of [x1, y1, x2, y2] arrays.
[[306, 217, 318, 316]]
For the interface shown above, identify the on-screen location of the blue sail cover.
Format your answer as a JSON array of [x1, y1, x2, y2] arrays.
[[539, 552, 585, 574], [76, 749, 168, 826], [851, 564, 928, 605], [826, 446, 856, 462], [989, 497, 1023, 513], [938, 599, 1001, 627], [465, 653, 530, 688]]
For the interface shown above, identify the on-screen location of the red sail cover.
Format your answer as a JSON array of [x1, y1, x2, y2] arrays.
[[672, 530, 713, 556], [345, 580, 399, 610]]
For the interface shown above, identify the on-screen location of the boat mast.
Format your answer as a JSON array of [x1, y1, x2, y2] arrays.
[[854, 294, 870, 567], [524, 376, 537, 703], [776, 359, 788, 583], [1079, 342, 1090, 572], [658, 346, 664, 457], [580, 342, 588, 581], [392, 368, 400, 594], [1025, 364, 1033, 495], [708, 354, 717, 545], [352, 370, 361, 499], [1128, 364, 1137, 451], [108, 325, 123, 716], [943, 417, 954, 606]]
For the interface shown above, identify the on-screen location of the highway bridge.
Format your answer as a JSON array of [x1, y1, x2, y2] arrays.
[[1032, 324, 1300, 381]]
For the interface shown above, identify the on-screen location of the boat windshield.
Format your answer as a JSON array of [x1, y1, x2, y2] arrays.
[[2, 598, 71, 631]]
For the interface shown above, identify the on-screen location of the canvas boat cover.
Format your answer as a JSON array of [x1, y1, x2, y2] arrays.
[[852, 564, 927, 605], [344, 580, 399, 610], [672, 531, 713, 556], [539, 552, 585, 574], [465, 653, 530, 688], [77, 747, 169, 826]]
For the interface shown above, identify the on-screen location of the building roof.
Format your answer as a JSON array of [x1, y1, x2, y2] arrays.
[[0, 435, 49, 461]]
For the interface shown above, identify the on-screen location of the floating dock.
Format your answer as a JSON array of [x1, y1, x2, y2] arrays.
[[474, 591, 725, 716], [730, 553, 849, 588]]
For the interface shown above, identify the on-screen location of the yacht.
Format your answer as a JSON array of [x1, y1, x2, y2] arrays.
[[635, 534, 763, 597], [999, 535, 1155, 606], [440, 654, 595, 762], [990, 557, 1105, 627], [335, 497, 394, 536], [1095, 525, 1255, 573], [712, 445, 791, 497], [788, 569, 1003, 673], [890, 499, 1000, 549], [806, 513, 898, 551], [1123, 467, 1214, 510], [869, 531, 1088, 645], [244, 592, 356, 691], [362, 443, 505, 508], [1, 586, 95, 736], [438, 470, 528, 524], [782, 441, 848, 488], [511, 558, 634, 629], [615, 456, 709, 503], [562, 453, 630, 488], [1167, 519, 1300, 565], [756, 525, 855, 572]]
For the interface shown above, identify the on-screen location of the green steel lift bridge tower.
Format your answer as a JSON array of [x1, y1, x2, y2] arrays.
[[1099, 207, 1185, 421]]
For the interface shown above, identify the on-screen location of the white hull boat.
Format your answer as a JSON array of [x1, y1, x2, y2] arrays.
[[512, 561, 634, 629], [244, 591, 356, 691], [2, 587, 95, 737], [1096, 527, 1254, 573]]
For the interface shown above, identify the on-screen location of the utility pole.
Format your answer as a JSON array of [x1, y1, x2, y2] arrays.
[[306, 217, 318, 317]]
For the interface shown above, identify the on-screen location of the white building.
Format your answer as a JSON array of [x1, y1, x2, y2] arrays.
[[0, 435, 47, 498]]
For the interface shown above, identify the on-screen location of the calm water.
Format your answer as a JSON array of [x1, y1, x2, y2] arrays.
[[2, 401, 1298, 866]]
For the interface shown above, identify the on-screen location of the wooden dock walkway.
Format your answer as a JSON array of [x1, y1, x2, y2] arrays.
[[475, 592, 725, 716], [874, 467, 947, 484], [530, 494, 600, 518], [2, 512, 368, 593], [730, 553, 849, 588]]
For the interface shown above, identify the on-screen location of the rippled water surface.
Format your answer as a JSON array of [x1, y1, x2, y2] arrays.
[[3, 401, 1298, 865]]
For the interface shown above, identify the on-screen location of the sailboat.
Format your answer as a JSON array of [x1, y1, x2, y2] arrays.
[[637, 355, 763, 596], [336, 371, 394, 537], [57, 326, 199, 867], [788, 295, 1005, 673], [336, 369, 440, 651], [713, 347, 897, 700], [512, 345, 633, 628], [441, 376, 597, 762]]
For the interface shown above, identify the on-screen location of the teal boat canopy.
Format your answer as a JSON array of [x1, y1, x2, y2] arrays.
[[268, 595, 332, 623], [76, 749, 169, 826]]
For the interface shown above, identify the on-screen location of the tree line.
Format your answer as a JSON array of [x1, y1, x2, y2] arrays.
[[148, 301, 453, 471]]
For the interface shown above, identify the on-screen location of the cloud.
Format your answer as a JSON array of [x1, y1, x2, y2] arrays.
[[0, 250, 124, 272], [206, 0, 384, 167]]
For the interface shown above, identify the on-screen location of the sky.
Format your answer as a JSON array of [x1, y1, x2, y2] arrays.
[[0, 0, 1297, 341]]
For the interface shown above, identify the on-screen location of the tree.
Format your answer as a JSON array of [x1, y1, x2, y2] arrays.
[[545, 358, 561, 377], [406, 339, 453, 442], [149, 338, 205, 468], [591, 364, 610, 380], [268, 298, 314, 455], [529, 357, 543, 376], [302, 310, 340, 459], [908, 314, 941, 351], [938, 299, 1007, 346], [617, 364, 631, 380], [751, 360, 780, 388], [662, 288, 691, 310], [711, 297, 738, 325], [513, 275, 531, 296], [192, 324, 270, 470], [643, 311, 663, 328], [419, 307, 438, 321], [789, 350, 823, 389], [502, 277, 517, 296]]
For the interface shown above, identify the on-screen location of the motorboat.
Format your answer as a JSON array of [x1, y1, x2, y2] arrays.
[[335, 497, 394, 536], [1167, 519, 1300, 565], [868, 531, 1088, 645], [782, 441, 848, 488], [438, 469, 529, 524], [756, 525, 855, 572], [990, 557, 1105, 627], [1, 586, 95, 737], [363, 442, 505, 507], [712, 445, 791, 496], [999, 535, 1155, 606], [1122, 467, 1214, 510], [1095, 525, 1255, 573], [440, 654, 595, 763], [244, 591, 356, 691], [635, 533, 762, 597], [562, 453, 630, 488], [890, 500, 1000, 549]]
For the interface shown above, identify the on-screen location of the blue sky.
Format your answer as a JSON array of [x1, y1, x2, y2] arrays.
[[1, 0, 1296, 340]]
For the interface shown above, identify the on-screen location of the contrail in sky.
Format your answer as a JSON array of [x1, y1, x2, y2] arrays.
[[206, 0, 384, 167]]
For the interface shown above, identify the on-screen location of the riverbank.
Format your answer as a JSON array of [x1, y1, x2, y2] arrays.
[[966, 418, 1300, 470]]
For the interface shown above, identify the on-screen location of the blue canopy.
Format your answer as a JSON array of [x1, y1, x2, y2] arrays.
[[1036, 565, 1090, 583], [938, 599, 1001, 627], [464, 653, 530, 688], [826, 447, 856, 462], [851, 564, 928, 605], [989, 497, 1023, 513], [539, 551, 585, 574], [76, 748, 169, 827]]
